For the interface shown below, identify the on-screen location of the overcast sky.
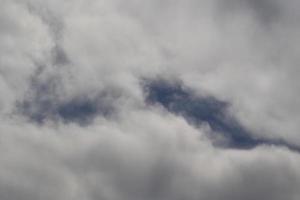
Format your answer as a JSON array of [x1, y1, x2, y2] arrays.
[[1, 0, 300, 199]]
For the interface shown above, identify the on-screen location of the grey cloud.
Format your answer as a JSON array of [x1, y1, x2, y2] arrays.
[[50, 45, 69, 66], [1, 0, 300, 200], [0, 119, 300, 200], [216, 0, 282, 26], [25, 0, 65, 40]]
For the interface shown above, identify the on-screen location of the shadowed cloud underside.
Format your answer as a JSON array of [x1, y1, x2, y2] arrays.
[[17, 69, 115, 125], [144, 79, 300, 151]]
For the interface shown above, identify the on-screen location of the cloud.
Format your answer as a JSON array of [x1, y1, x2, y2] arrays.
[[1, 114, 300, 200], [144, 78, 300, 151], [17, 67, 118, 124], [1, 0, 300, 199]]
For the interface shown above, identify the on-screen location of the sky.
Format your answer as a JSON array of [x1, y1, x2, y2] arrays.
[[1, 0, 300, 199]]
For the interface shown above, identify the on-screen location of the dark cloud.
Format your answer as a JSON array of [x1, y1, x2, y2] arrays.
[[144, 79, 300, 151], [216, 0, 281, 26], [17, 68, 116, 125], [51, 45, 70, 66], [246, 0, 281, 23]]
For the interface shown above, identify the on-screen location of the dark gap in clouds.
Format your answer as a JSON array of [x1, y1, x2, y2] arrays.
[[18, 90, 114, 125], [55, 93, 115, 124], [17, 69, 115, 125], [57, 99, 98, 124], [19, 97, 112, 125], [143, 79, 300, 151]]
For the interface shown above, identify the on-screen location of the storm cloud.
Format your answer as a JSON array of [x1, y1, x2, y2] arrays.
[[1, 0, 300, 199]]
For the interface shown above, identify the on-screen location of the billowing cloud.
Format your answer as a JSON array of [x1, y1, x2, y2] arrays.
[[1, 0, 300, 199]]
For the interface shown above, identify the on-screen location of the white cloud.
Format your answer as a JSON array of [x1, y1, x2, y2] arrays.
[[1, 0, 300, 199]]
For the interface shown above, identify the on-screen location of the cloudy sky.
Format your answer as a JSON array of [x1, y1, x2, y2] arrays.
[[1, 0, 300, 199]]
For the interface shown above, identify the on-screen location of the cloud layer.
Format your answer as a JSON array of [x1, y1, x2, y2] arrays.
[[1, 0, 300, 199]]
